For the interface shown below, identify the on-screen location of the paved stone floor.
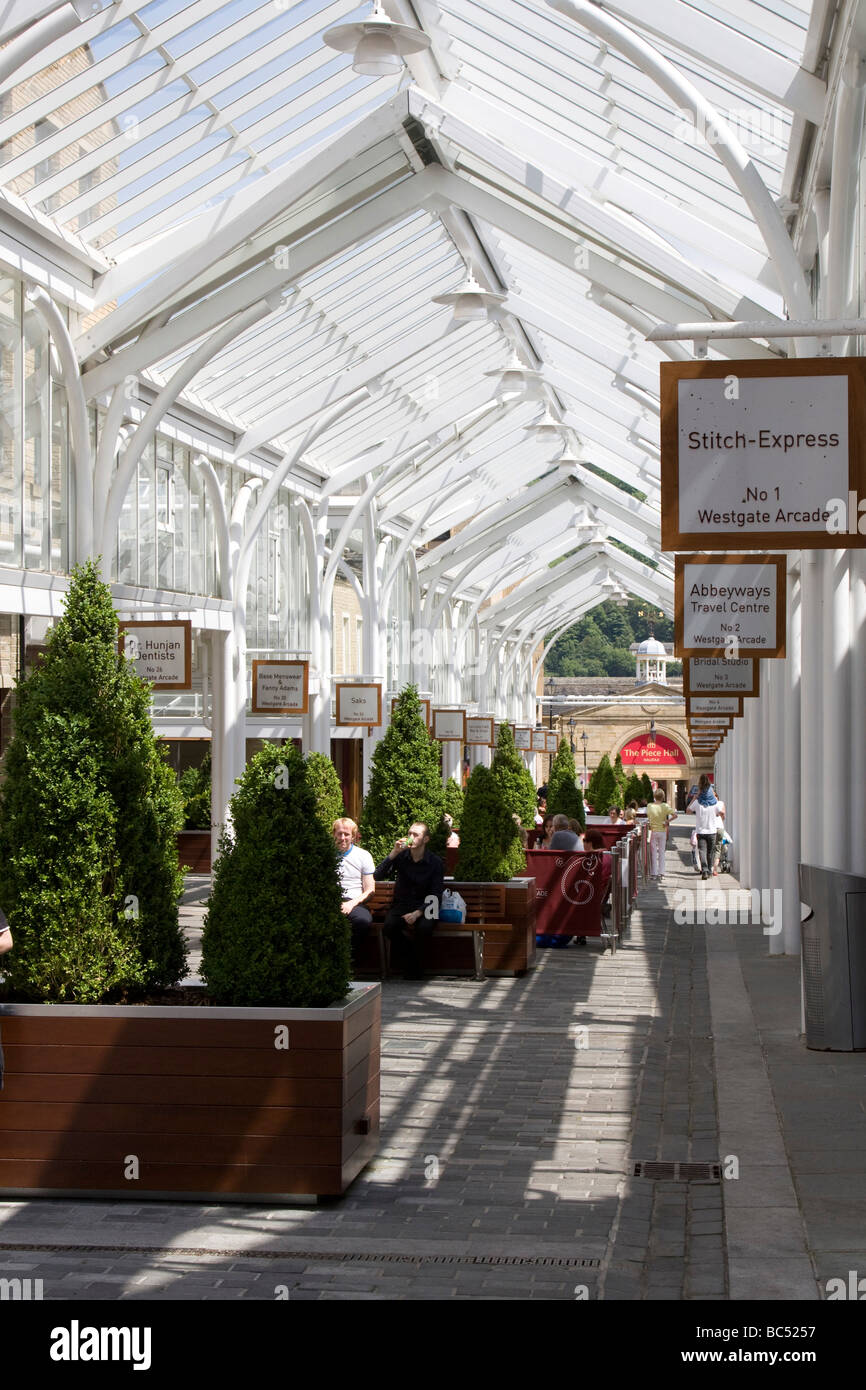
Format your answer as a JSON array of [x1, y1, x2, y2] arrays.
[[1, 830, 860, 1300]]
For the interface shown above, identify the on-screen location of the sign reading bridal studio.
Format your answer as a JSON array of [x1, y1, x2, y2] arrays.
[[619, 733, 686, 767]]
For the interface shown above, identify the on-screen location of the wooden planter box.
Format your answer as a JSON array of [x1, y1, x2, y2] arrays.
[[177, 830, 211, 873], [0, 984, 380, 1200]]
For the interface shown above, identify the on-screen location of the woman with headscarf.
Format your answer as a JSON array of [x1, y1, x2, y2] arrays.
[[687, 775, 719, 880]]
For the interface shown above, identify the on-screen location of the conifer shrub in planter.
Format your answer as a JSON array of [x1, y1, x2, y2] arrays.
[[0, 561, 186, 1002], [641, 773, 654, 801], [444, 776, 464, 828], [547, 739, 585, 827], [0, 737, 380, 1198], [178, 750, 211, 831], [360, 684, 446, 862], [490, 721, 537, 831], [305, 750, 345, 836], [624, 772, 644, 806], [587, 754, 618, 815], [456, 764, 519, 882]]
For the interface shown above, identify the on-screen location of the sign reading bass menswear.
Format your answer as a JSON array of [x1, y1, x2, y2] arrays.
[[660, 358, 866, 550], [675, 554, 786, 658], [252, 660, 308, 714], [119, 620, 191, 689]]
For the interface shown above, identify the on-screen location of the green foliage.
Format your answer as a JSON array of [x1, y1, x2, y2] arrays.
[[457, 764, 524, 882], [178, 749, 211, 831], [490, 723, 536, 829], [305, 751, 345, 835], [544, 598, 674, 678], [443, 776, 464, 826], [613, 752, 627, 805], [624, 772, 645, 806], [586, 753, 617, 815], [641, 773, 654, 801], [546, 739, 585, 827], [360, 684, 446, 863], [201, 743, 350, 1007], [0, 561, 185, 1002]]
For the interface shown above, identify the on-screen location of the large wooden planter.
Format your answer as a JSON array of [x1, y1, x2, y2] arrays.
[[177, 830, 211, 873], [0, 984, 380, 1200]]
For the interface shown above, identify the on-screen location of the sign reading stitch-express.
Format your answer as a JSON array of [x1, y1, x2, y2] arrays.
[[660, 358, 866, 550]]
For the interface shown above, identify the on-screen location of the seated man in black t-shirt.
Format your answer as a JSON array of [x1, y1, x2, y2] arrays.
[[373, 822, 443, 980]]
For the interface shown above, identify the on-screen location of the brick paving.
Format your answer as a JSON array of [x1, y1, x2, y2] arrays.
[[0, 830, 824, 1301]]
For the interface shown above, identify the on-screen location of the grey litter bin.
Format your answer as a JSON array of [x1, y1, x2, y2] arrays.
[[799, 863, 866, 1050]]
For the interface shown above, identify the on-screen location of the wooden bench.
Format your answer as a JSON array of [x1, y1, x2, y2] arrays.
[[366, 882, 510, 980]]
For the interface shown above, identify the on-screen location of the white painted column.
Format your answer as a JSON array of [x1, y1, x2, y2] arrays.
[[783, 561, 802, 954], [850, 550, 866, 874], [821, 548, 850, 870], [800, 550, 821, 879], [739, 694, 753, 887], [766, 655, 785, 956]]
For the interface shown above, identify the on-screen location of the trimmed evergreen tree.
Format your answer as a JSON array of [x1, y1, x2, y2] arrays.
[[587, 753, 617, 814], [546, 739, 585, 827], [178, 748, 211, 830], [613, 752, 628, 807], [641, 773, 654, 802], [360, 684, 446, 864], [0, 560, 185, 1002], [490, 722, 537, 829], [202, 742, 350, 1007], [624, 771, 644, 806], [458, 763, 524, 882], [443, 776, 464, 827], [305, 750, 345, 834]]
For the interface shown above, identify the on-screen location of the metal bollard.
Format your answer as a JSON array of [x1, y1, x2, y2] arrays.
[[609, 842, 622, 953]]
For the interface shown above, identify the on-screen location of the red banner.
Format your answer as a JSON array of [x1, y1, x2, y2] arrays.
[[619, 733, 686, 766], [525, 850, 611, 937]]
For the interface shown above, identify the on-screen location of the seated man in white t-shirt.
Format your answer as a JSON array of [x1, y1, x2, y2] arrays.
[[333, 818, 375, 960]]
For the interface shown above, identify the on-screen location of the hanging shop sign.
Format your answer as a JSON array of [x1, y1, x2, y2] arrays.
[[675, 554, 786, 658], [683, 656, 759, 698], [546, 731, 559, 752], [686, 695, 743, 717], [391, 695, 431, 727], [432, 708, 466, 741], [336, 683, 382, 726], [660, 358, 866, 551], [251, 660, 309, 715], [118, 620, 191, 690], [531, 727, 548, 752], [466, 715, 495, 745], [512, 726, 533, 751], [620, 733, 687, 766], [688, 715, 733, 729]]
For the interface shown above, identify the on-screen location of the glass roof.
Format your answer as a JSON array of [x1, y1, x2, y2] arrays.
[[0, 0, 826, 643]]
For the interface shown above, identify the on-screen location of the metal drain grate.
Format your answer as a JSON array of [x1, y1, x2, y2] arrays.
[[0, 1242, 600, 1270], [632, 1161, 720, 1182]]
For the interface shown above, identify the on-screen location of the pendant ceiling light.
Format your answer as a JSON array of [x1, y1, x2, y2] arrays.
[[524, 404, 567, 440], [323, 4, 432, 77], [484, 354, 545, 399], [432, 274, 507, 323]]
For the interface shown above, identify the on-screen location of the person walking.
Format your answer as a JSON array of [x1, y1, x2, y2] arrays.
[[373, 823, 443, 979], [687, 776, 719, 879], [647, 788, 677, 880]]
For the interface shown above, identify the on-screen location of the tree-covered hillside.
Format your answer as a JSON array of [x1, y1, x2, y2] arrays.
[[545, 599, 682, 678]]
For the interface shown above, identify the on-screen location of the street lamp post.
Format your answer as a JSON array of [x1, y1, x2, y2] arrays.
[[581, 729, 589, 788], [568, 716, 575, 751]]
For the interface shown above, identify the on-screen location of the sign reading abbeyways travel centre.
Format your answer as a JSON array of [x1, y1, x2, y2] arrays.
[[675, 554, 786, 658], [660, 358, 866, 551]]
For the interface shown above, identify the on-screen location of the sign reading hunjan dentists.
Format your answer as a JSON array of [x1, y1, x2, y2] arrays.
[[252, 660, 308, 714], [675, 554, 786, 659], [660, 358, 866, 550], [119, 620, 191, 689]]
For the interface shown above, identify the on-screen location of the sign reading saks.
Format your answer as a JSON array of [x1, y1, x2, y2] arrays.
[[119, 620, 191, 689], [252, 660, 308, 714], [336, 683, 382, 726], [660, 358, 866, 550], [675, 554, 786, 658]]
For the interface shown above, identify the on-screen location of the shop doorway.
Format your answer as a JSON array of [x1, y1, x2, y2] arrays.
[[331, 738, 362, 823]]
